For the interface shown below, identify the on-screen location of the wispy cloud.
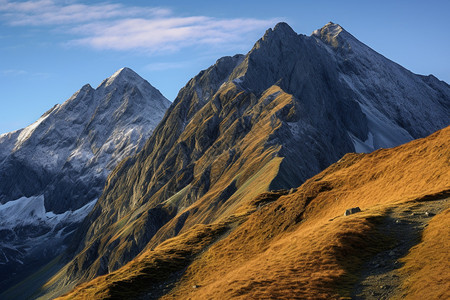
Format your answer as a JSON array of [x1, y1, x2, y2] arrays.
[[0, 0, 170, 25], [0, 68, 50, 78], [0, 69, 28, 76], [71, 17, 274, 52], [0, 0, 276, 53]]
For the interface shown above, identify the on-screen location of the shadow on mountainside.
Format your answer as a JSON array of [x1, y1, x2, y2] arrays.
[[352, 193, 450, 300]]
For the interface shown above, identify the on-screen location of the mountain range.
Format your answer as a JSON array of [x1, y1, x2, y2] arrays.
[[0, 22, 449, 299]]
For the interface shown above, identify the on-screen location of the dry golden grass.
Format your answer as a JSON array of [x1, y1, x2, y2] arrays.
[[397, 207, 450, 299], [58, 126, 450, 299], [56, 222, 232, 300], [162, 126, 450, 299], [165, 210, 387, 299]]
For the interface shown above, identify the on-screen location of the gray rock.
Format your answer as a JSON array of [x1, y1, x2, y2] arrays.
[[344, 207, 361, 216]]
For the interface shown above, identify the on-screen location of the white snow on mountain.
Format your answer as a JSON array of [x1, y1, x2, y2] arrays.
[[0, 196, 96, 229], [0, 67, 171, 275], [0, 196, 97, 267], [0, 67, 170, 210]]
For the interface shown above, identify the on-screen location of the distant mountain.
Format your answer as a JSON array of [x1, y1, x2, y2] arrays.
[[16, 22, 450, 299], [0, 67, 170, 292]]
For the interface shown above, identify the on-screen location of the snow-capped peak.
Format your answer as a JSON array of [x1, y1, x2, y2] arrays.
[[0, 67, 171, 212], [99, 67, 146, 89], [0, 67, 171, 282]]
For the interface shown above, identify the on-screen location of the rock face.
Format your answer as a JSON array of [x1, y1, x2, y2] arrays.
[[0, 67, 170, 292], [32, 22, 450, 298]]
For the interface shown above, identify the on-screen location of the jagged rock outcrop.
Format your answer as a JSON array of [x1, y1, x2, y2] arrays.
[[32, 22, 449, 299]]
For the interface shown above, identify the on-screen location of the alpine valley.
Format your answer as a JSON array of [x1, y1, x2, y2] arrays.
[[1, 22, 449, 300]]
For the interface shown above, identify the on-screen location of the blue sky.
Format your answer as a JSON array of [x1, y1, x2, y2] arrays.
[[0, 0, 449, 134]]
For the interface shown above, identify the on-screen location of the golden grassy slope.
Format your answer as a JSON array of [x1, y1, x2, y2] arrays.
[[55, 191, 290, 300], [55, 222, 230, 299], [398, 207, 450, 299], [58, 126, 450, 299]]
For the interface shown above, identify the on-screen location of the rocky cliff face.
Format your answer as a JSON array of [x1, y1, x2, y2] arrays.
[[33, 22, 449, 299], [0, 67, 170, 292]]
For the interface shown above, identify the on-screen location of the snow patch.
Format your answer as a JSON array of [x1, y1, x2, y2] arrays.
[[14, 111, 51, 149], [0, 195, 97, 229], [348, 131, 374, 153], [359, 103, 412, 149]]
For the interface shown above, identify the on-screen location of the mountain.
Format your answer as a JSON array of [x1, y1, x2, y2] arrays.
[[56, 125, 450, 300], [12, 22, 450, 299], [0, 67, 170, 292]]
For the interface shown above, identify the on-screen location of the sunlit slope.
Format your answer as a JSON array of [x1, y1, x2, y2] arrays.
[[42, 22, 449, 298], [58, 126, 449, 299], [398, 207, 450, 299]]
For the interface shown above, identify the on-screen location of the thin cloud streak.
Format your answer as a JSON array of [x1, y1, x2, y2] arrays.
[[70, 17, 275, 52], [0, 0, 170, 25], [0, 69, 51, 78], [0, 0, 277, 53], [0, 69, 28, 76]]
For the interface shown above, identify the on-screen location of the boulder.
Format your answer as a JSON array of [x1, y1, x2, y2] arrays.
[[344, 207, 361, 216]]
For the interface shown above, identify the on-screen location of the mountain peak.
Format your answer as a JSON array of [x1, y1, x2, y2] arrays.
[[111, 67, 139, 78], [312, 21, 345, 38], [80, 83, 93, 91], [311, 21, 357, 50], [323, 21, 344, 31], [100, 67, 146, 88], [273, 22, 296, 34], [262, 22, 297, 41]]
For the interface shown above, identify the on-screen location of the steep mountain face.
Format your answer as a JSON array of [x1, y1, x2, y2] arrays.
[[56, 126, 450, 300], [0, 68, 170, 291], [35, 22, 449, 298]]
